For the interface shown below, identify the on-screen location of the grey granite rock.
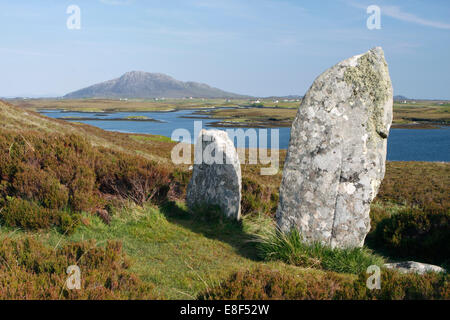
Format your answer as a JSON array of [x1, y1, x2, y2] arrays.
[[384, 261, 446, 275], [276, 47, 393, 248], [186, 129, 241, 220]]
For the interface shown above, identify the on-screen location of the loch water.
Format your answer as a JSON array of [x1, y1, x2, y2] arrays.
[[40, 109, 450, 162]]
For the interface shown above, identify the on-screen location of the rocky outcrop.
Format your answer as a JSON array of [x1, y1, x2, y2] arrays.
[[384, 261, 446, 275], [186, 129, 241, 220], [276, 47, 393, 248]]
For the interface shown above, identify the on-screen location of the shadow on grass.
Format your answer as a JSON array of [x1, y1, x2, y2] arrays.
[[365, 232, 450, 270], [364, 209, 450, 269], [159, 201, 261, 261]]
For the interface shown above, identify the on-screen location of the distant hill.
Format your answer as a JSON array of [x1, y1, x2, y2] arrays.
[[263, 95, 303, 100], [64, 71, 249, 99], [394, 95, 409, 101]]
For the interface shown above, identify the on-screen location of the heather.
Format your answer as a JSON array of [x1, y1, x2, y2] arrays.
[[0, 237, 155, 299], [0, 100, 448, 300], [199, 266, 449, 300], [0, 129, 176, 232]]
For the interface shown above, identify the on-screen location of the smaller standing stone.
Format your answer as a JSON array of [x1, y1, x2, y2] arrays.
[[186, 129, 242, 220]]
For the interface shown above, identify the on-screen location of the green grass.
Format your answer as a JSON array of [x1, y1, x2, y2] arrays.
[[2, 201, 448, 300], [1, 99, 449, 300], [0, 202, 293, 299], [129, 134, 173, 143], [257, 228, 385, 274], [1, 200, 386, 299]]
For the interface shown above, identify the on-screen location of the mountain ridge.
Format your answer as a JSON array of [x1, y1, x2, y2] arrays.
[[64, 71, 250, 99]]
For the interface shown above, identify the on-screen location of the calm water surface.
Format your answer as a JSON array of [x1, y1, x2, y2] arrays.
[[40, 109, 450, 162]]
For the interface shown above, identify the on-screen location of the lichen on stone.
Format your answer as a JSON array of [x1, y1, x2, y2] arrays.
[[344, 51, 391, 141], [277, 48, 393, 249], [344, 53, 388, 105]]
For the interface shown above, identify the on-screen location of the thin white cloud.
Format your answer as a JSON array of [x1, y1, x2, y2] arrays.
[[347, 1, 450, 30], [382, 6, 450, 30]]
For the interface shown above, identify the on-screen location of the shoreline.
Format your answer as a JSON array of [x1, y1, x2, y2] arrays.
[[37, 105, 450, 130], [58, 116, 164, 122]]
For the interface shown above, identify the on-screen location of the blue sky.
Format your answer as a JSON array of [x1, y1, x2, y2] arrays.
[[0, 0, 449, 99]]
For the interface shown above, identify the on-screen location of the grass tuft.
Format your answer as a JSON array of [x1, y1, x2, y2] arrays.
[[256, 228, 385, 274]]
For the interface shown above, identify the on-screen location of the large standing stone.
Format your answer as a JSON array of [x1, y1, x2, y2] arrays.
[[186, 129, 241, 220], [276, 47, 393, 248]]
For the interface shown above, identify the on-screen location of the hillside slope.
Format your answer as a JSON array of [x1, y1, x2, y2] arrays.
[[64, 71, 248, 99], [0, 100, 448, 300], [0, 100, 175, 163]]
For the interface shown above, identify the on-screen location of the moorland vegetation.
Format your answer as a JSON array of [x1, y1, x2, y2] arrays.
[[0, 100, 448, 299]]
